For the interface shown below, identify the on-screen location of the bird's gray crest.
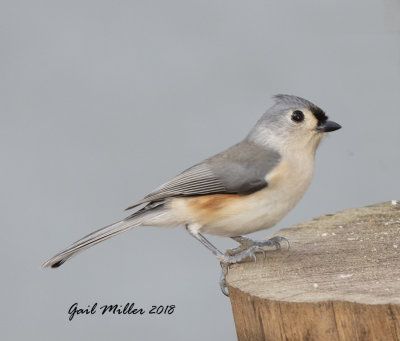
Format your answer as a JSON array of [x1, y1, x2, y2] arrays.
[[273, 94, 317, 109], [272, 94, 328, 125]]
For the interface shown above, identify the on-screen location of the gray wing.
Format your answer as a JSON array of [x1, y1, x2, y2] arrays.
[[126, 140, 281, 210]]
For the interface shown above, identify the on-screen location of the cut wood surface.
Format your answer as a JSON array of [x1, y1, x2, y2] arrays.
[[226, 201, 400, 341]]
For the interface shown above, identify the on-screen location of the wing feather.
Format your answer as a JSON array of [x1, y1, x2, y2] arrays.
[[125, 163, 227, 210], [126, 141, 281, 210]]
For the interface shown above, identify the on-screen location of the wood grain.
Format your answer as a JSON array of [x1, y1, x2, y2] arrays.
[[226, 201, 400, 341]]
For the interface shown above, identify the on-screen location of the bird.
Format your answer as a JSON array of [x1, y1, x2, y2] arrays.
[[42, 94, 341, 294]]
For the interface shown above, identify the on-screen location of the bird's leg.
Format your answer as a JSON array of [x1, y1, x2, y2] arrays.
[[185, 225, 223, 257], [185, 225, 231, 296], [185, 225, 289, 296]]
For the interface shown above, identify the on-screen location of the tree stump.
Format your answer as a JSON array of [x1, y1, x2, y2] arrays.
[[226, 201, 400, 341]]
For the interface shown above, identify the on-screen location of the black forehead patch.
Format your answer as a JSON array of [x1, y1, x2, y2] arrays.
[[310, 106, 328, 126]]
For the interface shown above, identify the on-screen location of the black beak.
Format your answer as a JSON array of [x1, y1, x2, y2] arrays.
[[317, 120, 341, 133]]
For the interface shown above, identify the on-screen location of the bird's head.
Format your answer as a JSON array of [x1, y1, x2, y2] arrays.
[[248, 94, 341, 154]]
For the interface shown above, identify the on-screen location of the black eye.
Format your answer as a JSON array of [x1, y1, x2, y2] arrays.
[[291, 110, 304, 123]]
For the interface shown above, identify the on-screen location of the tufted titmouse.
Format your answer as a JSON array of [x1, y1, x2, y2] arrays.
[[42, 94, 341, 293]]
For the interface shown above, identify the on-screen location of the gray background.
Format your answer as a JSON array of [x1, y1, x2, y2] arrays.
[[1, 1, 400, 340]]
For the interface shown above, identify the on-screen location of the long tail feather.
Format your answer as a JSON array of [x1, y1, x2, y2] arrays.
[[42, 208, 162, 268]]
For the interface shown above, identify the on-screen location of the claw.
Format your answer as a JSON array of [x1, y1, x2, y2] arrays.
[[261, 247, 266, 259], [219, 262, 230, 296], [283, 237, 290, 249], [267, 235, 290, 250], [270, 240, 281, 250], [220, 282, 229, 296], [253, 246, 265, 261]]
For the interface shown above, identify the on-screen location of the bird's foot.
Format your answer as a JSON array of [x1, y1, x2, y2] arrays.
[[217, 245, 265, 297], [254, 235, 290, 250], [217, 245, 266, 263], [217, 235, 290, 296], [231, 235, 290, 253]]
